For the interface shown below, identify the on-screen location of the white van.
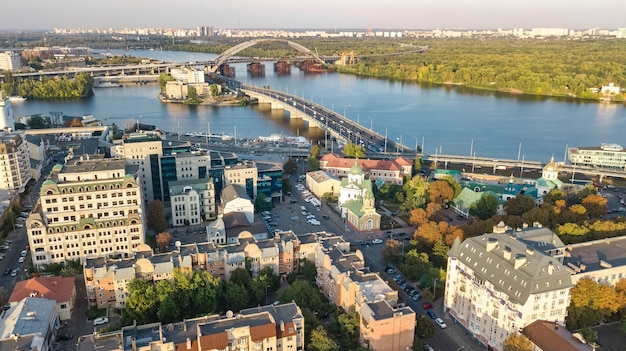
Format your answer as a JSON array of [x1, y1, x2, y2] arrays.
[[300, 206, 306, 211]]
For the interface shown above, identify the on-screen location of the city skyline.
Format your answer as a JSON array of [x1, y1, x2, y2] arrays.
[[1, 0, 624, 31]]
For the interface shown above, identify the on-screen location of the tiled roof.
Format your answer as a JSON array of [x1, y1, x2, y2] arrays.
[[9, 276, 74, 304], [522, 320, 593, 351], [321, 153, 406, 172]]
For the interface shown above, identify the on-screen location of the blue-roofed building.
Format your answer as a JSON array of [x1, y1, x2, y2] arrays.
[[0, 297, 59, 351]]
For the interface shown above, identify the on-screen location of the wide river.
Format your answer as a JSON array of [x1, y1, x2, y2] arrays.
[[11, 49, 626, 163]]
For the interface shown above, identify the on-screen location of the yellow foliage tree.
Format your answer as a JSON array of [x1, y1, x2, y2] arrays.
[[503, 333, 532, 351]]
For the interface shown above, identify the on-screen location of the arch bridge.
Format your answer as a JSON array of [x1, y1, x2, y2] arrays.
[[209, 39, 325, 73]]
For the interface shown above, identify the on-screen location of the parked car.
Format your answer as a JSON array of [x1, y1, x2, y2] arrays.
[[58, 334, 73, 341], [18, 256, 25, 263], [21, 250, 27, 257], [412, 293, 422, 301], [435, 318, 447, 328], [371, 238, 383, 244], [423, 345, 434, 351], [427, 310, 437, 319], [322, 215, 330, 220], [393, 274, 403, 282], [93, 317, 109, 326], [385, 267, 396, 274], [423, 303, 434, 310]]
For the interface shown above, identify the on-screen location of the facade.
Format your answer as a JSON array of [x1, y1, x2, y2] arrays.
[[170, 178, 216, 227], [305, 170, 340, 198], [0, 297, 59, 351], [220, 184, 255, 223], [25, 134, 48, 182], [0, 51, 21, 71], [568, 144, 626, 170], [314, 235, 415, 351], [8, 276, 76, 321], [256, 161, 283, 202], [0, 130, 32, 193], [26, 156, 146, 267], [320, 153, 412, 185], [223, 161, 258, 199], [339, 162, 380, 232], [445, 233, 573, 351]]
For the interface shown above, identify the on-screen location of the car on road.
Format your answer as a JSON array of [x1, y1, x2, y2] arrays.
[[10, 268, 18, 277], [423, 303, 434, 310], [93, 317, 109, 326], [290, 199, 298, 203], [371, 238, 383, 244], [290, 216, 299, 221], [384, 267, 396, 274], [3, 268, 10, 275], [412, 293, 422, 301], [435, 317, 447, 328], [423, 345, 434, 351], [322, 215, 329, 220], [21, 250, 27, 257], [18, 256, 25, 263], [427, 310, 437, 319]]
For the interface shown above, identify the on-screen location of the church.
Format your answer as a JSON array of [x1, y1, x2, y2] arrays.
[[338, 161, 381, 232]]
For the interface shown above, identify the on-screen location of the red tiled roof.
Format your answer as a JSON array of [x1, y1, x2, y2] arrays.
[[321, 154, 404, 172], [276, 321, 297, 339], [199, 333, 228, 350], [250, 324, 276, 341], [175, 339, 198, 351], [9, 276, 74, 303]]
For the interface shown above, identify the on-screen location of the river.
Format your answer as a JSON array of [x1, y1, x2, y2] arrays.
[[11, 49, 626, 163]]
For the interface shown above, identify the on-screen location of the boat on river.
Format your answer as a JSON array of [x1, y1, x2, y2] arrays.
[[94, 82, 122, 88], [8, 96, 27, 102]]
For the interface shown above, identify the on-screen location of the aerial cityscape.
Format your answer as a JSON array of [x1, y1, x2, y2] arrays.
[[0, 6, 626, 351]]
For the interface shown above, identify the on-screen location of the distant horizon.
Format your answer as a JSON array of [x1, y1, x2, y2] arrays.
[[1, 0, 624, 31]]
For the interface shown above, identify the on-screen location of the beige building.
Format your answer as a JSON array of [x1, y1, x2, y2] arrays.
[[170, 178, 216, 227], [314, 235, 415, 351], [26, 156, 146, 267], [8, 276, 75, 321], [0, 130, 32, 193], [223, 161, 258, 198], [445, 231, 573, 351], [0, 51, 21, 71], [305, 170, 340, 198]]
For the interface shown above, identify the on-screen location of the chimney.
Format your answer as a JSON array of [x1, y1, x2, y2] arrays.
[[503, 246, 512, 260], [514, 254, 526, 269], [486, 238, 498, 252], [132, 337, 137, 351], [547, 261, 554, 275], [186, 338, 192, 350], [280, 321, 285, 331]]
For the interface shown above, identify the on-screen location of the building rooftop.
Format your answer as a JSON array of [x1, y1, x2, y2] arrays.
[[361, 300, 415, 322], [0, 298, 57, 340], [9, 276, 75, 304], [564, 235, 626, 275], [522, 320, 593, 351]]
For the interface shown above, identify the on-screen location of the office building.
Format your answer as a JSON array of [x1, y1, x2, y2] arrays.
[[170, 178, 216, 227], [0, 130, 32, 193], [568, 144, 626, 170]]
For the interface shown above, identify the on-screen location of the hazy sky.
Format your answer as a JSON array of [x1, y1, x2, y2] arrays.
[[2, 0, 623, 31]]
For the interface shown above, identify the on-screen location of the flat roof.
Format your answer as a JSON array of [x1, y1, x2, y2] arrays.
[[564, 235, 626, 274]]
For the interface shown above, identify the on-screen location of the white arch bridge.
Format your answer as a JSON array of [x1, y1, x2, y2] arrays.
[[208, 39, 325, 73]]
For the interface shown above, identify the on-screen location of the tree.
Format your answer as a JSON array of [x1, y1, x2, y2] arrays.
[[156, 231, 172, 252], [230, 268, 251, 288], [186, 86, 198, 100], [307, 156, 320, 171], [381, 239, 402, 264], [581, 193, 608, 219], [223, 281, 249, 312], [336, 312, 360, 350], [308, 326, 339, 351], [254, 193, 271, 212], [69, 117, 83, 127], [310, 144, 322, 159], [570, 278, 622, 316], [402, 175, 429, 211], [282, 178, 293, 194], [469, 193, 499, 220], [409, 208, 429, 227], [147, 200, 168, 233], [283, 158, 298, 174], [412, 157, 423, 176], [502, 333, 532, 351], [300, 259, 317, 283], [278, 280, 322, 311], [158, 73, 175, 91], [342, 143, 365, 158], [209, 84, 219, 97], [415, 315, 435, 339], [26, 115, 51, 129], [428, 180, 454, 205]]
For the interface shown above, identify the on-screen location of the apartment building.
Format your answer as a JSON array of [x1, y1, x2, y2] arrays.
[[170, 178, 216, 227], [84, 231, 299, 308], [26, 156, 145, 267], [0, 51, 21, 71], [445, 232, 573, 351], [223, 161, 258, 198], [320, 153, 412, 185], [0, 92, 16, 130], [76, 302, 304, 351], [0, 130, 32, 193], [0, 298, 59, 351], [314, 235, 415, 351], [9, 276, 76, 321]]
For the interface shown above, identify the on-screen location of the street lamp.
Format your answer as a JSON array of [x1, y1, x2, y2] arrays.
[[265, 284, 270, 305], [433, 279, 438, 297]]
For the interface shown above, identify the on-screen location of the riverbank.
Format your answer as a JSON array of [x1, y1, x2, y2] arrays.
[[157, 93, 247, 106]]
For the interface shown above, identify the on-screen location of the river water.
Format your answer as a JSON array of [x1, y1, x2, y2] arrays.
[[11, 49, 625, 163]]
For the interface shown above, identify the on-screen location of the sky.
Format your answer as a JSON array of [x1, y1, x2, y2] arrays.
[[1, 0, 623, 31]]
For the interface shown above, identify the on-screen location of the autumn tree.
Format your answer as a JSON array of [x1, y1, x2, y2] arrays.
[[69, 117, 83, 127], [381, 239, 403, 264], [342, 142, 365, 158], [402, 175, 429, 211], [147, 200, 168, 233], [409, 208, 429, 227], [428, 180, 454, 205], [503, 333, 532, 351], [156, 231, 172, 252], [581, 193, 608, 219], [310, 144, 322, 159], [570, 278, 622, 315]]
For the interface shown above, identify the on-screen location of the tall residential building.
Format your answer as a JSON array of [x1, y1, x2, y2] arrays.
[[445, 232, 573, 351], [26, 156, 145, 267], [0, 130, 32, 192], [223, 161, 258, 199], [0, 51, 21, 71], [0, 92, 16, 130], [170, 178, 216, 227]]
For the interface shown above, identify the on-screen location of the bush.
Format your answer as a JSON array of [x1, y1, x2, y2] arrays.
[[86, 307, 107, 320]]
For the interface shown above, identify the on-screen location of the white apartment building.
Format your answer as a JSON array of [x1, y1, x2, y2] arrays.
[[26, 156, 145, 267], [0, 130, 32, 192], [169, 178, 216, 227], [0, 93, 15, 130], [0, 51, 21, 71], [445, 233, 572, 351], [223, 161, 258, 198]]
